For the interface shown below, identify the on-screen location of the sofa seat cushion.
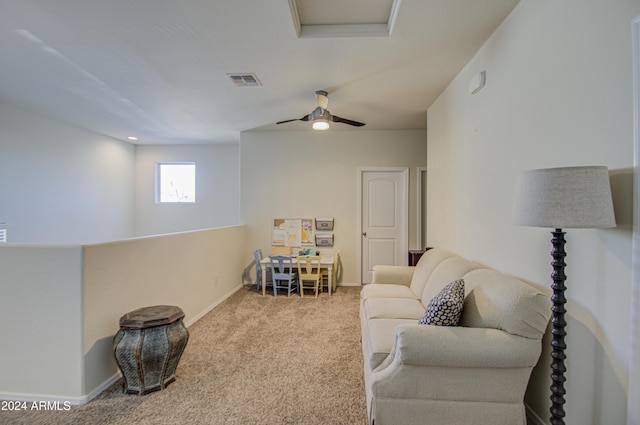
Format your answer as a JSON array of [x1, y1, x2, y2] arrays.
[[362, 318, 416, 370], [360, 283, 418, 301], [363, 298, 426, 321]]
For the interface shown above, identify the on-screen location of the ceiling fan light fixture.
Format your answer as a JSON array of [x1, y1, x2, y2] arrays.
[[312, 118, 330, 130], [277, 90, 364, 129]]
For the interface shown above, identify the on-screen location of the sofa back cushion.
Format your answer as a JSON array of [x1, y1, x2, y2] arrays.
[[409, 248, 458, 298], [460, 268, 551, 339], [420, 257, 484, 306]]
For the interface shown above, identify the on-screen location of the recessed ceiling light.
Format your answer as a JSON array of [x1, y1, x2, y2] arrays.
[[127, 136, 138, 141]]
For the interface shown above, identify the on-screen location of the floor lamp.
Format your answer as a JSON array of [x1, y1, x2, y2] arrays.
[[513, 166, 616, 425]]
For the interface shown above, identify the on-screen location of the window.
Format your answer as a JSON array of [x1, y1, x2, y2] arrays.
[[156, 162, 196, 203]]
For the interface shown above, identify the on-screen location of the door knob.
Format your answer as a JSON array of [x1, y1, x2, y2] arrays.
[[362, 232, 367, 237]]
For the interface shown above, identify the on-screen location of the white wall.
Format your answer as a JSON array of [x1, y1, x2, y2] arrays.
[[134, 144, 240, 236], [0, 98, 245, 402], [0, 98, 135, 244], [240, 129, 427, 285], [82, 225, 246, 400], [630, 16, 640, 425], [0, 226, 246, 403], [0, 245, 84, 399], [427, 0, 639, 423], [0, 99, 240, 243]]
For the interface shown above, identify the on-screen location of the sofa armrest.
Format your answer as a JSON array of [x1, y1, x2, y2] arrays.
[[382, 324, 541, 370], [368, 324, 543, 424], [372, 265, 415, 286]]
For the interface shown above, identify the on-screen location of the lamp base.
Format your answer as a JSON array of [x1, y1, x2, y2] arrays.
[[550, 228, 567, 425]]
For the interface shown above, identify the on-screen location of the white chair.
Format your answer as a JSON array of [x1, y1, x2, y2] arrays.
[[320, 250, 340, 293]]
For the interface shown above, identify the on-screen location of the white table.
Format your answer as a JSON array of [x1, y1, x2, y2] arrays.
[[260, 256, 334, 296]]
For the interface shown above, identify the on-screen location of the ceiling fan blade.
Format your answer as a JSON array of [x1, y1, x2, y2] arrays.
[[330, 115, 366, 127], [276, 114, 312, 125]]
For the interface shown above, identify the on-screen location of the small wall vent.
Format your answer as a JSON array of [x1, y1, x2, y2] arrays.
[[0, 223, 7, 243], [227, 73, 261, 87]]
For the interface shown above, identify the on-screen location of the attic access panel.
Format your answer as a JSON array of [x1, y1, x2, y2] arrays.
[[288, 0, 401, 38]]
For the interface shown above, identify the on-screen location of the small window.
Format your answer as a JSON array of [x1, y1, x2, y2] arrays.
[[156, 162, 196, 203]]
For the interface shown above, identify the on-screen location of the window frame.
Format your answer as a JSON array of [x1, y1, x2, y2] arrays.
[[155, 162, 197, 204]]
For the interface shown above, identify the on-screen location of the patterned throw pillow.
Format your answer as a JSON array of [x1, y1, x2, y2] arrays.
[[418, 279, 465, 326]]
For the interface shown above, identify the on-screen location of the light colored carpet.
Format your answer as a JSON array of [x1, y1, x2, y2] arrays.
[[3, 286, 368, 425]]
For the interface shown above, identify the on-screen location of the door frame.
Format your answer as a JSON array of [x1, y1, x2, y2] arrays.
[[417, 167, 428, 250], [628, 14, 640, 425], [356, 167, 409, 284]]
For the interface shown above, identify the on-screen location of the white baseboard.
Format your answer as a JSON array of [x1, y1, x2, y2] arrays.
[[525, 404, 547, 425], [246, 282, 362, 288], [337, 282, 362, 287], [184, 284, 242, 327], [0, 391, 83, 406], [0, 372, 122, 406], [83, 372, 122, 404], [0, 285, 243, 406]]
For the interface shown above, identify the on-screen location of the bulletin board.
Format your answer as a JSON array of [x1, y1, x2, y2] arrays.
[[272, 218, 314, 247]]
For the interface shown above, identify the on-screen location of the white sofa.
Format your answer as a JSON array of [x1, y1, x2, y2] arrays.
[[360, 248, 551, 425]]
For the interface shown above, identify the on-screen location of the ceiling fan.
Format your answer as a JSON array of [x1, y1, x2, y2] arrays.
[[276, 90, 366, 130]]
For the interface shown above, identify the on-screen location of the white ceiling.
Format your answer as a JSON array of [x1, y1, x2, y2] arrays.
[[295, 0, 395, 25], [0, 0, 519, 145]]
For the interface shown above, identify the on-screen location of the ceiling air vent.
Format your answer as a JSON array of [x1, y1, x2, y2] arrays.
[[227, 73, 261, 87]]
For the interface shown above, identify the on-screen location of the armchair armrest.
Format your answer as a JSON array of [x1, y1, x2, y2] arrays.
[[372, 265, 415, 286]]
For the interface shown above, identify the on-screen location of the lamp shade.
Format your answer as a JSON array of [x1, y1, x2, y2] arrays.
[[513, 166, 616, 229]]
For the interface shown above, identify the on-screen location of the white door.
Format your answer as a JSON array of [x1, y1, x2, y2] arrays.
[[360, 168, 408, 283]]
